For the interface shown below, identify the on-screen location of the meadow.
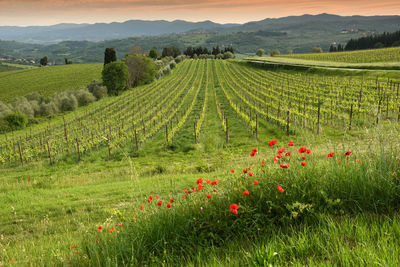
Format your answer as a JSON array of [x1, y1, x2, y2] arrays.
[[0, 63, 102, 103], [0, 57, 400, 266]]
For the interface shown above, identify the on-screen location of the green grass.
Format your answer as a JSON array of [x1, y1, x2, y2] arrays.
[[0, 63, 102, 103], [1, 58, 400, 266]]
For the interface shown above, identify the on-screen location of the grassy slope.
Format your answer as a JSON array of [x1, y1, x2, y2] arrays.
[[0, 59, 400, 265], [0, 63, 102, 103]]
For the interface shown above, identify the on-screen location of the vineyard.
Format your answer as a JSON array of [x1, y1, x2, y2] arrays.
[[1, 59, 399, 167], [278, 46, 400, 63], [0, 63, 102, 102]]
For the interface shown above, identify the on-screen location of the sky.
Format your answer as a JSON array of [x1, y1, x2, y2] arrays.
[[0, 0, 399, 26]]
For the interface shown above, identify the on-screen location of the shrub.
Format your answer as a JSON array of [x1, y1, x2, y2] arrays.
[[0, 119, 10, 133], [216, 53, 224, 59], [4, 112, 27, 130], [169, 61, 176, 69], [87, 80, 108, 100], [312, 47, 323, 53], [223, 51, 235, 59], [39, 102, 58, 117], [75, 88, 96, 106], [256, 49, 265, 57], [162, 65, 171, 76], [125, 54, 157, 88], [12, 97, 34, 118], [102, 62, 129, 96], [0, 101, 12, 119], [270, 50, 281, 56]]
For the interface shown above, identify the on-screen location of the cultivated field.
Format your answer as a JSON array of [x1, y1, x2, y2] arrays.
[[1, 59, 400, 266], [0, 63, 102, 103]]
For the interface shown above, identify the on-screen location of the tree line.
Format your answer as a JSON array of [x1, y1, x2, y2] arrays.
[[345, 30, 400, 51]]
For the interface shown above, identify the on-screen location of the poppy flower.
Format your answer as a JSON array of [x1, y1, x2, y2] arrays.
[[197, 178, 204, 184], [301, 162, 306, 166], [277, 185, 284, 193], [273, 157, 278, 162], [230, 169, 234, 173], [250, 151, 256, 157], [298, 147, 307, 154], [306, 149, 312, 154], [253, 180, 259, 185], [28, 178, 30, 183], [344, 151, 352, 156], [213, 189, 217, 192], [230, 208, 238, 214], [278, 148, 286, 154], [248, 167, 251, 170], [166, 203, 171, 209], [156, 195, 160, 199], [98, 226, 102, 230], [230, 203, 239, 210], [252, 148, 258, 152], [70, 245, 76, 249], [356, 160, 362, 165], [248, 172, 254, 177], [148, 196, 153, 202], [285, 151, 291, 157], [268, 140, 277, 147], [170, 198, 175, 203], [280, 164, 289, 168], [262, 169, 265, 172], [288, 141, 294, 146], [158, 201, 162, 206], [206, 194, 211, 199], [328, 152, 335, 158], [205, 180, 211, 184], [140, 205, 144, 210], [198, 184, 203, 190], [302, 156, 306, 160], [276, 154, 282, 159], [108, 228, 114, 233], [243, 190, 250, 196], [211, 180, 219, 185], [243, 169, 248, 174]]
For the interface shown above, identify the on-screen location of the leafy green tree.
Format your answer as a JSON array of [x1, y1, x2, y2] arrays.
[[149, 47, 158, 59], [125, 54, 156, 88], [40, 56, 48, 66], [223, 51, 234, 59], [162, 46, 181, 58], [270, 50, 280, 56], [312, 47, 323, 53], [102, 62, 129, 95], [256, 49, 264, 57], [104, 48, 117, 66], [4, 112, 27, 130]]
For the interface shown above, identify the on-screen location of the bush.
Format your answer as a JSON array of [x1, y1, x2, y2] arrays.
[[312, 47, 323, 53], [75, 88, 96, 107], [223, 51, 235, 59], [13, 97, 34, 118], [4, 112, 27, 130], [270, 50, 280, 56], [256, 49, 265, 57], [169, 61, 176, 69], [125, 54, 157, 88], [53, 92, 78, 112], [0, 101, 12, 119], [39, 102, 58, 117], [216, 53, 224, 59], [0, 119, 10, 133], [102, 62, 129, 96], [162, 65, 171, 76], [87, 80, 108, 100]]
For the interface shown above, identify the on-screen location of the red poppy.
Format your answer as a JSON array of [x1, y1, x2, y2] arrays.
[[211, 180, 219, 185], [268, 140, 277, 147], [230, 208, 238, 214], [262, 169, 265, 172], [285, 151, 291, 157], [273, 157, 278, 162], [356, 159, 362, 165], [148, 196, 153, 203], [277, 185, 284, 193], [306, 149, 312, 154], [298, 147, 307, 154], [278, 148, 286, 154], [182, 195, 186, 200], [250, 151, 256, 157], [140, 205, 144, 210], [156, 195, 160, 199], [158, 201, 162, 206], [248, 167, 251, 170], [198, 184, 203, 190], [205, 180, 211, 184], [28, 178, 30, 183], [167, 203, 171, 209], [248, 172, 254, 177], [243, 190, 250, 196], [276, 154, 282, 159], [280, 164, 289, 168], [301, 162, 306, 166], [252, 148, 258, 152], [170, 198, 175, 203], [328, 152, 335, 158], [302, 156, 306, 160], [344, 151, 352, 156], [98, 226, 102, 230], [230, 203, 239, 210], [213, 189, 217, 192], [206, 194, 211, 199], [197, 178, 203, 184], [253, 180, 259, 185], [108, 228, 114, 233], [70, 245, 76, 249], [230, 169, 234, 173], [288, 141, 294, 146], [243, 169, 248, 174]]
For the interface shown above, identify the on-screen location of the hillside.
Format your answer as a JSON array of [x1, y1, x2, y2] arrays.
[[0, 63, 102, 102]]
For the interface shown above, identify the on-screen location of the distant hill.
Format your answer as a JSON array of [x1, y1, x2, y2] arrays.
[[0, 14, 399, 63]]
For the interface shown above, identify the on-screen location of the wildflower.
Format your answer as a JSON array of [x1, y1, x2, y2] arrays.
[[280, 164, 289, 168], [28, 178, 30, 183], [230, 208, 238, 214], [211, 180, 219, 185], [268, 140, 277, 147], [198, 184, 203, 190], [252, 148, 258, 152], [243, 169, 248, 174], [278, 148, 286, 154], [276, 154, 282, 159], [328, 152, 335, 158], [298, 147, 307, 154], [243, 190, 250, 196], [288, 141, 294, 146], [108, 228, 114, 233], [248, 172, 254, 177], [213, 189, 217, 192], [301, 162, 306, 166], [253, 180, 259, 185], [71, 245, 76, 249], [197, 178, 203, 184], [250, 151, 256, 157], [356, 160, 362, 165], [344, 151, 352, 156], [170, 198, 175, 203], [285, 151, 291, 156], [158, 201, 162, 207], [230, 169, 234, 173], [306, 149, 312, 154], [273, 157, 278, 162], [98, 226, 102, 233], [140, 205, 144, 210], [277, 185, 284, 193], [148, 196, 153, 203], [230, 203, 239, 210], [167, 203, 171, 209], [302, 156, 306, 160], [205, 180, 211, 184], [206, 194, 211, 199], [156, 195, 160, 199]]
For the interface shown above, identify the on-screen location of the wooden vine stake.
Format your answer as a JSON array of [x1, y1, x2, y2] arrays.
[[134, 129, 139, 151], [76, 138, 81, 162], [255, 114, 258, 140], [107, 134, 111, 158], [194, 122, 198, 144], [349, 103, 353, 131], [286, 110, 290, 136], [225, 118, 229, 143], [18, 139, 24, 166], [46, 140, 53, 166], [165, 125, 169, 144], [317, 101, 321, 135], [63, 116, 68, 143]]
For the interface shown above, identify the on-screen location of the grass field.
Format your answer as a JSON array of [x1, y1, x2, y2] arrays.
[[0, 63, 102, 103], [0, 59, 400, 266]]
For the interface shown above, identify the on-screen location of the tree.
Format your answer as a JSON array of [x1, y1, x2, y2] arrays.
[[329, 44, 337, 52], [312, 47, 323, 53], [104, 48, 117, 66], [337, 44, 343, 51], [40, 56, 48, 66], [64, 58, 72, 64], [162, 46, 181, 58], [102, 62, 129, 95], [149, 47, 158, 59], [125, 54, 156, 88], [129, 46, 142, 55], [270, 50, 280, 56], [223, 51, 234, 59], [256, 49, 264, 57], [286, 49, 293, 55], [4, 112, 27, 130]]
